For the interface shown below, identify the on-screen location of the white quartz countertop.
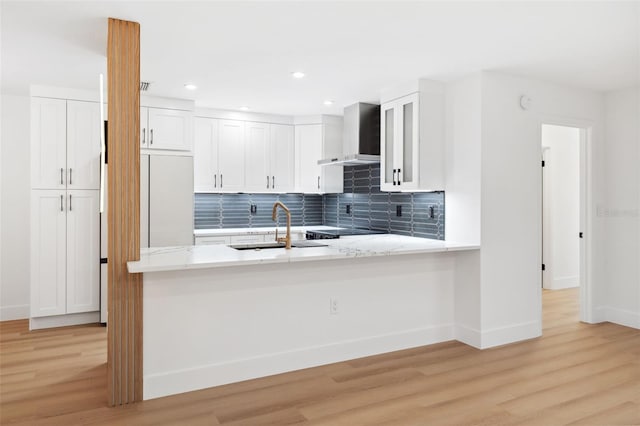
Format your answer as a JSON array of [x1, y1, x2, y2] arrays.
[[128, 234, 479, 273], [194, 226, 341, 236]]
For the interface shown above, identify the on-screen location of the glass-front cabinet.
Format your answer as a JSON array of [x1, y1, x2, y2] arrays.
[[380, 92, 419, 191]]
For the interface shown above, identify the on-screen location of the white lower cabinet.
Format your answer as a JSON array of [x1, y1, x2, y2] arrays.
[[195, 236, 232, 246], [30, 190, 100, 318], [229, 234, 265, 244]]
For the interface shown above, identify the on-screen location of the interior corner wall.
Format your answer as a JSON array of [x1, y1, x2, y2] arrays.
[[0, 93, 30, 321], [602, 87, 640, 329], [478, 71, 605, 347]]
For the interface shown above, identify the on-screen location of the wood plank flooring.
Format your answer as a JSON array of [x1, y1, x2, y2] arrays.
[[1, 288, 638, 425]]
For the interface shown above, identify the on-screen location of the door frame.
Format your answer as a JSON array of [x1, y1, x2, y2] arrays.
[[538, 117, 593, 324]]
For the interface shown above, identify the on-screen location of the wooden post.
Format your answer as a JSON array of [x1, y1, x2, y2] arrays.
[[107, 17, 142, 405]]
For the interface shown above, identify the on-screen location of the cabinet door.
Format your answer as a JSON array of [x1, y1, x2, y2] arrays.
[[195, 236, 231, 245], [295, 124, 323, 193], [194, 117, 219, 192], [380, 101, 397, 191], [397, 93, 419, 189], [218, 120, 245, 192], [66, 190, 100, 313], [30, 190, 66, 317], [149, 155, 194, 247], [31, 98, 67, 190], [140, 107, 149, 148], [244, 122, 271, 192], [66, 101, 101, 190], [147, 108, 192, 151], [270, 124, 295, 192]]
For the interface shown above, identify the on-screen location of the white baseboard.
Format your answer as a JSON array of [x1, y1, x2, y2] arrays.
[[480, 320, 542, 349], [29, 311, 100, 330], [144, 324, 454, 400], [0, 304, 30, 321], [598, 306, 640, 329], [545, 275, 579, 290], [454, 324, 481, 349]]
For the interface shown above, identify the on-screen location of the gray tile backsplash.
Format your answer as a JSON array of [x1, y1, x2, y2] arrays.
[[194, 164, 444, 239], [324, 164, 445, 240]]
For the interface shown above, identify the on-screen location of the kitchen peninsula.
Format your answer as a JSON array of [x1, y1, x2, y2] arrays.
[[128, 234, 479, 400]]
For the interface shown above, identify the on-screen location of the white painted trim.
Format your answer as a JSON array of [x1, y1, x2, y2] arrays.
[[30, 85, 101, 102], [195, 107, 294, 125], [454, 324, 482, 349], [601, 306, 640, 329], [0, 304, 30, 321], [29, 311, 100, 330], [547, 275, 580, 290], [480, 320, 542, 349], [293, 115, 343, 126], [141, 95, 194, 111], [143, 323, 454, 400]]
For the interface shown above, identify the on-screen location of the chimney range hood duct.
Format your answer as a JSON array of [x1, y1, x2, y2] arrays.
[[318, 102, 380, 166]]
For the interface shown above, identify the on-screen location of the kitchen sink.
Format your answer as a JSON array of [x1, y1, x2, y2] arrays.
[[230, 241, 328, 250]]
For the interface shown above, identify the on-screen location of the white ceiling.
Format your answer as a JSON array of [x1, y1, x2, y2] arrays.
[[1, 1, 638, 116]]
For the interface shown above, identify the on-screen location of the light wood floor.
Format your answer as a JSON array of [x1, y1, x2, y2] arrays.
[[1, 288, 638, 425]]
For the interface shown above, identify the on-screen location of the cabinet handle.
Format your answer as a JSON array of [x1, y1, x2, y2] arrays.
[[69, 194, 72, 211], [142, 128, 146, 145], [69, 168, 73, 185], [60, 194, 64, 212], [150, 129, 153, 145], [220, 174, 223, 188], [267, 175, 270, 189], [272, 176, 275, 189], [213, 173, 217, 188], [60, 168, 64, 185], [397, 168, 401, 186], [393, 169, 397, 186], [317, 176, 320, 190]]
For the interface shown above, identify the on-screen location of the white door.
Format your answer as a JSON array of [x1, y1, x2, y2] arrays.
[[66, 100, 101, 190], [31, 98, 67, 190], [244, 122, 271, 192], [218, 120, 245, 192], [270, 124, 295, 192], [194, 117, 219, 192], [30, 190, 67, 317], [140, 107, 149, 148], [149, 155, 194, 247], [295, 124, 322, 193], [147, 108, 191, 151], [140, 154, 150, 248], [66, 190, 100, 313]]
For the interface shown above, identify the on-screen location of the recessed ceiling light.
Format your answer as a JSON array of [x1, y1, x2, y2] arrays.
[[239, 106, 250, 111], [323, 100, 334, 106], [184, 83, 197, 90], [291, 71, 305, 79]]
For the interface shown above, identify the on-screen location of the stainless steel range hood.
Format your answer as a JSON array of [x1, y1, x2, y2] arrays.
[[318, 102, 380, 166]]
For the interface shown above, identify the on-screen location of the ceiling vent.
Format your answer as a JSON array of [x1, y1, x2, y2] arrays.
[[140, 81, 151, 91]]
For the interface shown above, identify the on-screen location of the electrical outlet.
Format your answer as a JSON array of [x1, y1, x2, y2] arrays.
[[346, 204, 352, 216], [396, 205, 402, 217], [330, 297, 339, 315], [250, 204, 257, 214], [429, 205, 435, 219]]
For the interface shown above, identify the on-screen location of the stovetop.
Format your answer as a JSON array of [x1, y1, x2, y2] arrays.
[[305, 228, 388, 240]]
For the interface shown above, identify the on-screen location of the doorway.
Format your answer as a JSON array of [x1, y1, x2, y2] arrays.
[[541, 124, 588, 324]]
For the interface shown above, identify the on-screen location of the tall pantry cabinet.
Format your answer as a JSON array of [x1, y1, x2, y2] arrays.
[[30, 97, 101, 327]]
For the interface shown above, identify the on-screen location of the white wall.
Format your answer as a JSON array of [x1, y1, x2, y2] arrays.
[[0, 94, 31, 320], [600, 87, 640, 328], [542, 125, 580, 290], [479, 71, 606, 346]]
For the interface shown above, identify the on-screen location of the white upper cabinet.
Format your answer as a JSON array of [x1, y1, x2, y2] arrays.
[[31, 98, 101, 190], [380, 80, 445, 192], [66, 190, 100, 314], [269, 124, 295, 192], [31, 98, 67, 190], [295, 121, 343, 194], [194, 117, 219, 192], [66, 101, 101, 189], [218, 120, 246, 192], [244, 122, 271, 192], [141, 107, 192, 151]]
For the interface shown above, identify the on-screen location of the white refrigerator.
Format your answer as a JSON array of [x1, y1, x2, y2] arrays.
[[100, 154, 194, 323]]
